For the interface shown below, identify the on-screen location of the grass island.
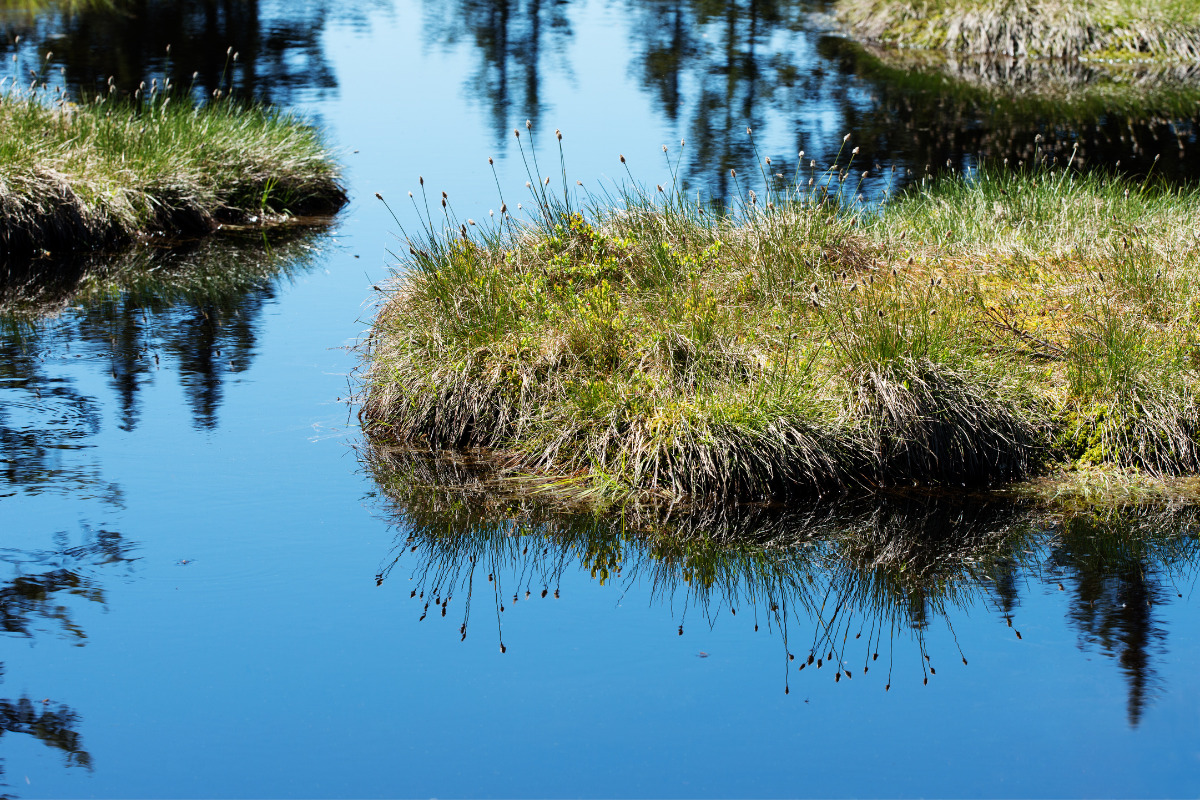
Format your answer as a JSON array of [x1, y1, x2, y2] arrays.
[[361, 158, 1200, 506], [839, 0, 1200, 62], [0, 87, 346, 257]]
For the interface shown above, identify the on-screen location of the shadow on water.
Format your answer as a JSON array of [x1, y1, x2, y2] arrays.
[[0, 225, 329, 504], [0, 525, 139, 793], [364, 446, 1200, 727]]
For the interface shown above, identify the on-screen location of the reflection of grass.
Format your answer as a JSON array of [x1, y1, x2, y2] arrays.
[[0, 224, 328, 321], [362, 155, 1200, 501], [839, 0, 1200, 62], [365, 446, 1200, 692], [845, 42, 1200, 118], [0, 88, 345, 256]]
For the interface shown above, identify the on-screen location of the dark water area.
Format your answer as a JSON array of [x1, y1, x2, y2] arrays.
[[3, 1, 1200, 797]]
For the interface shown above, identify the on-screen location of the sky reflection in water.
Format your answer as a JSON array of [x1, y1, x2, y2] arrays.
[[2, 0, 1200, 797]]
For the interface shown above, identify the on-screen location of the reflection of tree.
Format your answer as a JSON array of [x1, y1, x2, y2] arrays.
[[0, 0, 388, 104], [423, 0, 572, 140], [2, 226, 325, 435], [0, 335, 108, 501], [0, 527, 136, 788], [1044, 509, 1200, 727], [0, 694, 92, 780], [628, 0, 811, 197], [364, 446, 1200, 713], [817, 38, 1200, 184]]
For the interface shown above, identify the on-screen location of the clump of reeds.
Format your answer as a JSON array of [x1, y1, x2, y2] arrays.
[[839, 0, 1200, 61], [0, 80, 345, 256]]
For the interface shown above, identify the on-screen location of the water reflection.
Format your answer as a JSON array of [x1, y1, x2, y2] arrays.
[[822, 39, 1200, 183], [428, 0, 1200, 196], [423, 0, 573, 138], [0, 526, 139, 789], [0, 226, 327, 504], [366, 447, 1199, 726], [0, 0, 388, 103]]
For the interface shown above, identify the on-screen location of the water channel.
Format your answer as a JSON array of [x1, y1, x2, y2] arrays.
[[2, 0, 1200, 796]]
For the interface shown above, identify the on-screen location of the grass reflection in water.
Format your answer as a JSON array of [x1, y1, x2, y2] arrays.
[[366, 446, 1199, 724]]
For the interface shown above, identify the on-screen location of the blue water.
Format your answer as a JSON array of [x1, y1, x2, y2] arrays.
[[3, 1, 1200, 796]]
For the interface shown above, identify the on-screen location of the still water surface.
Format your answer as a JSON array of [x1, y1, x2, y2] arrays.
[[2, 1, 1200, 796]]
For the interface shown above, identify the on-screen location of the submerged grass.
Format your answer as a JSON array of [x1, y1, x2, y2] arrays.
[[360, 141, 1200, 503], [838, 0, 1200, 61], [0, 85, 346, 256]]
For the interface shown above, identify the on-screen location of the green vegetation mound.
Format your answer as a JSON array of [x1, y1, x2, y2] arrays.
[[839, 0, 1200, 62], [361, 167, 1200, 502], [0, 88, 345, 256]]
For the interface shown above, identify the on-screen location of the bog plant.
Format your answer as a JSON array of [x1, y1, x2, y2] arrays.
[[360, 126, 1200, 503]]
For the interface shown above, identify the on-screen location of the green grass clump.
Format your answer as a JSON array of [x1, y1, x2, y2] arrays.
[[361, 156, 1200, 502], [0, 87, 345, 255], [839, 0, 1200, 61]]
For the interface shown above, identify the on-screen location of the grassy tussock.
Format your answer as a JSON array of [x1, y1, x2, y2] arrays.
[[0, 88, 345, 255], [361, 160, 1200, 501], [839, 0, 1200, 61]]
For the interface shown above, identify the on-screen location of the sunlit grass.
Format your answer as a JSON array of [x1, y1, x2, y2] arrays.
[[840, 0, 1200, 61], [359, 137, 1200, 502], [0, 85, 345, 255]]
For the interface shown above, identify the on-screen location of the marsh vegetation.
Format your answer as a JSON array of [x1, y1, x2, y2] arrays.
[[0, 84, 345, 256], [839, 0, 1200, 61], [361, 139, 1200, 502]]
